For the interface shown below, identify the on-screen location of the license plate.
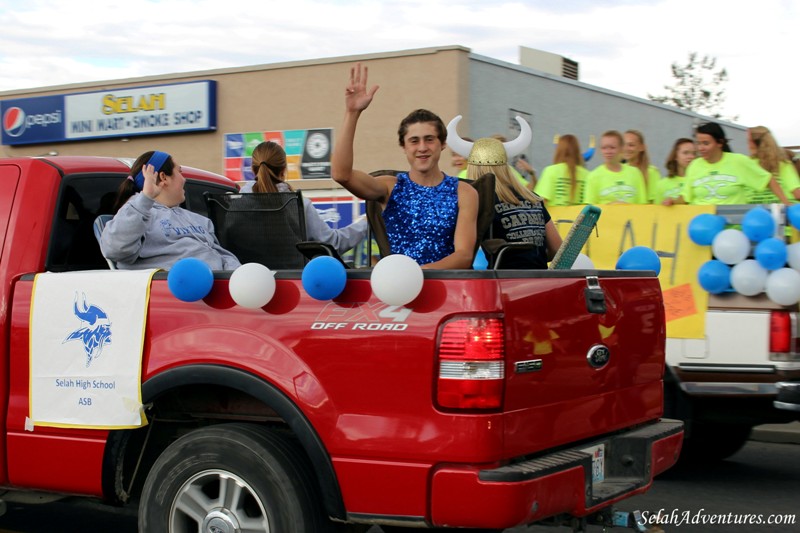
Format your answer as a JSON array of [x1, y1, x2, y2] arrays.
[[581, 443, 605, 483]]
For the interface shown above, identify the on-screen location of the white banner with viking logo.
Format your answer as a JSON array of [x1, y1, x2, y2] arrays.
[[29, 269, 157, 429]]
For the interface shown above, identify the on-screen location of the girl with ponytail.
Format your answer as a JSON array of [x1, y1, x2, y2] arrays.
[[240, 141, 368, 254]]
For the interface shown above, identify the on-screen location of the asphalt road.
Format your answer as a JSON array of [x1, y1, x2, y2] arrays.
[[0, 439, 797, 533]]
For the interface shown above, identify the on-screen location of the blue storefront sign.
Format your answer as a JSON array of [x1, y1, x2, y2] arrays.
[[2, 80, 216, 146]]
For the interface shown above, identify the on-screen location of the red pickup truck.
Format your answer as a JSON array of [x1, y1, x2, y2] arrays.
[[0, 156, 682, 532]]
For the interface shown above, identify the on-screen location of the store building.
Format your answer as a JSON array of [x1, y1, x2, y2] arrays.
[[1, 45, 746, 187]]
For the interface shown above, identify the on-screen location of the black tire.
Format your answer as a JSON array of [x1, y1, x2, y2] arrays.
[[682, 422, 752, 462], [139, 423, 335, 533]]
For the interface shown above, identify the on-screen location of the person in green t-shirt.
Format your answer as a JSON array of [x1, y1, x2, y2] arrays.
[[623, 129, 661, 203], [584, 130, 647, 204], [655, 138, 696, 205], [747, 125, 799, 204], [667, 122, 785, 206], [534, 134, 588, 205]]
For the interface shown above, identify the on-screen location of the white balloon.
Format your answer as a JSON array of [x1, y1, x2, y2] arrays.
[[787, 242, 800, 271], [765, 268, 800, 306], [229, 263, 276, 308], [730, 259, 768, 296], [571, 253, 595, 270], [711, 229, 751, 265], [371, 254, 424, 306]]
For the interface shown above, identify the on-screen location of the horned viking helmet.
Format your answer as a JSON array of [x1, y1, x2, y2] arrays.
[[447, 115, 532, 166]]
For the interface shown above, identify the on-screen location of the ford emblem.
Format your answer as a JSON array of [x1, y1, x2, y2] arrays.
[[587, 345, 610, 369]]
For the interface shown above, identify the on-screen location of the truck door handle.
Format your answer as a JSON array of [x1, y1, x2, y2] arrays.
[[584, 276, 607, 314]]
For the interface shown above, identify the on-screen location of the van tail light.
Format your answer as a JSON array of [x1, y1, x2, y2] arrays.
[[770, 311, 792, 354], [436, 317, 504, 410]]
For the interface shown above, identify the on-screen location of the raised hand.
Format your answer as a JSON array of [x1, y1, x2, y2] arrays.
[[345, 63, 379, 112], [141, 164, 163, 200]]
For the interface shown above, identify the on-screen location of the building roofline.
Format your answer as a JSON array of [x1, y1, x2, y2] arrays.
[[0, 45, 472, 97], [467, 50, 745, 131]]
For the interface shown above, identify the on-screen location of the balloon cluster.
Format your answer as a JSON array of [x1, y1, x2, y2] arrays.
[[615, 246, 661, 275], [167, 254, 426, 308], [167, 258, 278, 308], [691, 208, 800, 306], [301, 253, 424, 306]]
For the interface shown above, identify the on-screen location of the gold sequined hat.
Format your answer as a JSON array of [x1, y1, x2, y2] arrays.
[[447, 115, 532, 166]]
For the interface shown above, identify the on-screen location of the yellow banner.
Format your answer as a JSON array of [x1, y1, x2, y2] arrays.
[[550, 205, 716, 339]]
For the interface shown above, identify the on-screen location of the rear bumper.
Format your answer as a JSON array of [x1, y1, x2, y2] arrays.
[[429, 419, 684, 529], [775, 381, 800, 412], [674, 364, 800, 398]]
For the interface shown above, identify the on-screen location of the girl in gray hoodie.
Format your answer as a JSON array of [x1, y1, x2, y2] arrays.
[[100, 151, 241, 270]]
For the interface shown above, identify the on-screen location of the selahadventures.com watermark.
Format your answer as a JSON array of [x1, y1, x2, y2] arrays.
[[639, 509, 797, 527]]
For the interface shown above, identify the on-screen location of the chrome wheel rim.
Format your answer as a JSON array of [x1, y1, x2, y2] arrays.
[[169, 469, 270, 533]]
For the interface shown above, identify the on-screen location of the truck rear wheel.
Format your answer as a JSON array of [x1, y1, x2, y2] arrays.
[[139, 423, 335, 533]]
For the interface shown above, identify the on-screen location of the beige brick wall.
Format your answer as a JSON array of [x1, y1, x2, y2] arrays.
[[1, 46, 472, 187]]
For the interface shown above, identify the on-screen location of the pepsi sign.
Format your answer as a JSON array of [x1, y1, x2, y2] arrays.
[[1, 81, 216, 146], [2, 95, 65, 145]]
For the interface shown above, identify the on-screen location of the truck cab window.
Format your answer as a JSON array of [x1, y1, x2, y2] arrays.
[[47, 175, 121, 272], [46, 175, 237, 272]]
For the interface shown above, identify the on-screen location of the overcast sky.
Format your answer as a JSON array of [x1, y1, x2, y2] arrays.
[[2, 0, 798, 145]]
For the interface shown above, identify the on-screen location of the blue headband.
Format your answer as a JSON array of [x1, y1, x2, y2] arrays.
[[133, 151, 171, 191]]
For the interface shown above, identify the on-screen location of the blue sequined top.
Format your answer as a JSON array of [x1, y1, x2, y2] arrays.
[[383, 173, 459, 265]]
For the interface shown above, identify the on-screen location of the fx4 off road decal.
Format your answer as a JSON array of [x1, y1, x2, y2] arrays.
[[311, 302, 412, 331]]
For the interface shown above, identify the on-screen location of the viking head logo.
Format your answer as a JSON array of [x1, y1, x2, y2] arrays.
[[64, 293, 112, 367], [160, 218, 173, 237]]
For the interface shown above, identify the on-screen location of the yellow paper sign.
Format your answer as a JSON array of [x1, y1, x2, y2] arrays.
[[549, 205, 716, 339]]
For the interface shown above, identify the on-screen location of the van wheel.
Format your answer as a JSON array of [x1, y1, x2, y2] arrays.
[[139, 423, 335, 533]]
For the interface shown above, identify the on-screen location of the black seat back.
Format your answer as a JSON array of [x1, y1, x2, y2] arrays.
[[206, 191, 307, 269]]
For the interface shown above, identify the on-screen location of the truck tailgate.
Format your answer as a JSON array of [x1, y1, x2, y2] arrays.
[[499, 273, 665, 457]]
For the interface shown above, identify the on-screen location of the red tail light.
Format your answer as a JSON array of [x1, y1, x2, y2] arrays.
[[770, 311, 792, 353], [436, 317, 505, 410]]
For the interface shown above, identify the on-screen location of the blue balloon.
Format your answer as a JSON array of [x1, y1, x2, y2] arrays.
[[616, 246, 661, 275], [698, 260, 732, 294], [473, 248, 488, 270], [167, 258, 214, 302], [688, 214, 726, 246], [302, 256, 347, 300], [755, 237, 787, 270], [742, 207, 775, 242], [788, 204, 800, 230]]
